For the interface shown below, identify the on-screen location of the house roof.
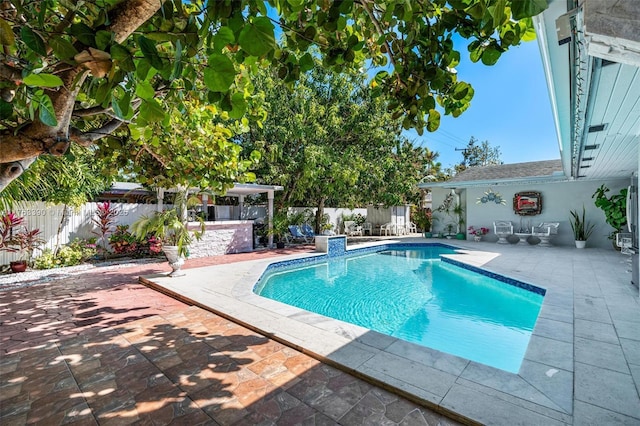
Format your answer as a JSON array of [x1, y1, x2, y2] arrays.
[[420, 159, 566, 188]]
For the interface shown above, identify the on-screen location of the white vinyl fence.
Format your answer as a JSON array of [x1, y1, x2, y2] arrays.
[[1, 202, 157, 265]]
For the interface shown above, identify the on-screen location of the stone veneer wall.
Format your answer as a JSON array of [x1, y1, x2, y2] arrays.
[[187, 221, 253, 258]]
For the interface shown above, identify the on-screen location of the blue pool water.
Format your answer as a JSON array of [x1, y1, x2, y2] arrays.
[[254, 245, 544, 373]]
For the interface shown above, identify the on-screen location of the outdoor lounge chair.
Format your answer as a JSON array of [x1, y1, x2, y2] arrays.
[[344, 221, 363, 236], [301, 223, 316, 241], [531, 222, 559, 247], [287, 225, 312, 243], [493, 221, 513, 244]]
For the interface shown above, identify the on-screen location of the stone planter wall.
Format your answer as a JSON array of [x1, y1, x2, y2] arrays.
[[187, 221, 253, 258]]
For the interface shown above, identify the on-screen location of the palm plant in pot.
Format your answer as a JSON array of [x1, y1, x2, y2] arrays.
[[132, 191, 205, 276], [569, 206, 595, 249]]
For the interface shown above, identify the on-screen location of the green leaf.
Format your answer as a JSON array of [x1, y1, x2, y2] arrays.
[[38, 94, 58, 126], [0, 18, 15, 46], [20, 26, 47, 56], [135, 80, 155, 100], [171, 39, 183, 80], [70, 23, 96, 47], [511, 0, 549, 20], [22, 73, 64, 88], [520, 18, 537, 42], [137, 36, 164, 70], [140, 99, 166, 123], [111, 93, 124, 119], [452, 82, 470, 100], [110, 44, 135, 72], [238, 17, 275, 57], [0, 99, 12, 120], [228, 92, 247, 119], [204, 54, 235, 92], [50, 36, 78, 60], [299, 53, 314, 72], [214, 26, 235, 52], [481, 46, 501, 65], [426, 109, 440, 132], [95, 30, 113, 51]]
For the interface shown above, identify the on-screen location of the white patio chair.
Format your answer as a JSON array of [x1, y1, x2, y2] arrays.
[[407, 222, 417, 233], [531, 222, 559, 247], [380, 222, 396, 236], [344, 221, 363, 236], [493, 221, 513, 244], [362, 222, 372, 235]]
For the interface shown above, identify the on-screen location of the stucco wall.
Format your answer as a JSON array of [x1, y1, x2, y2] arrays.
[[430, 178, 629, 248]]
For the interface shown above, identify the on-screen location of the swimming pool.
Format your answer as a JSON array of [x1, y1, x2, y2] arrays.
[[254, 244, 545, 373]]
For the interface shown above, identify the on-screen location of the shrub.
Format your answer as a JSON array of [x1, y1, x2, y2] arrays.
[[34, 238, 97, 269], [109, 225, 162, 258]]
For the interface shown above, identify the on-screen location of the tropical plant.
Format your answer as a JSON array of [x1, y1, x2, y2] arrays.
[[592, 185, 628, 239], [468, 226, 490, 236], [411, 207, 432, 232], [1, 0, 548, 192], [0, 211, 44, 262], [569, 206, 595, 242], [92, 201, 118, 259], [268, 210, 291, 245], [12, 228, 45, 261], [0, 212, 24, 252], [131, 209, 204, 258]]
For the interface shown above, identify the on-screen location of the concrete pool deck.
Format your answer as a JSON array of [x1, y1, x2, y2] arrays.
[[141, 237, 640, 425]]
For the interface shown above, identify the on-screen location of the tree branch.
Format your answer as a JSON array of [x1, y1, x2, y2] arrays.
[[69, 118, 127, 146], [1, 0, 165, 174], [0, 157, 37, 192]]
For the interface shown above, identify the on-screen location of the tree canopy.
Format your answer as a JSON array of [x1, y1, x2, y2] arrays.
[[454, 136, 502, 174], [238, 65, 433, 227], [0, 0, 548, 193]]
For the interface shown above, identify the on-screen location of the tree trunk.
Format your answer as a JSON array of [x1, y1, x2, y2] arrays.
[[314, 198, 326, 234], [54, 204, 69, 255]]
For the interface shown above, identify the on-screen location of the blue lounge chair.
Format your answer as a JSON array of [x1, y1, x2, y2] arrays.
[[287, 225, 312, 243], [301, 223, 316, 241]]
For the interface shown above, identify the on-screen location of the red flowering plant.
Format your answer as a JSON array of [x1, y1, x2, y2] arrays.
[[468, 226, 490, 236], [0, 212, 25, 252], [92, 201, 118, 259], [0, 212, 45, 262]]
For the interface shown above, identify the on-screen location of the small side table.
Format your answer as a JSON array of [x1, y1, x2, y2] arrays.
[[514, 232, 531, 245]]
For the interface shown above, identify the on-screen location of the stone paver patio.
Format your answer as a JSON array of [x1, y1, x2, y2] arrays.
[[0, 247, 460, 425], [140, 237, 640, 425]]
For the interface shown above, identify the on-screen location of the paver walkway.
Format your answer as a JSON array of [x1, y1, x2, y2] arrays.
[[0, 249, 460, 425]]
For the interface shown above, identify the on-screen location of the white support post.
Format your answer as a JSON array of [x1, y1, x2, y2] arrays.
[[201, 194, 209, 221], [239, 195, 245, 220], [156, 188, 165, 212], [268, 190, 274, 247]]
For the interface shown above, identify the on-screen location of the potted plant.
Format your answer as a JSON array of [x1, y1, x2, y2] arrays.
[[0, 212, 46, 272], [444, 223, 456, 239], [412, 208, 433, 237], [453, 203, 465, 239], [132, 191, 205, 276], [569, 206, 595, 249], [268, 210, 290, 249], [468, 226, 490, 242], [592, 184, 627, 246]]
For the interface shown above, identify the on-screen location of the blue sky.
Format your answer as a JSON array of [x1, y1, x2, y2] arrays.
[[404, 39, 560, 169]]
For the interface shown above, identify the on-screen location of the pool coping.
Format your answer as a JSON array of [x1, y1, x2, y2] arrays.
[[140, 239, 640, 425]]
